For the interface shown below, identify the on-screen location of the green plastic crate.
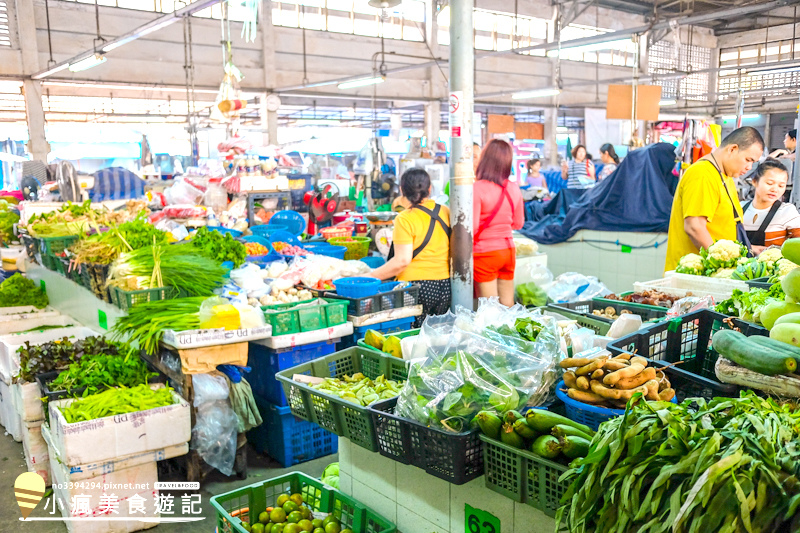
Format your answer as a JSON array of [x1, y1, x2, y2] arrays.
[[276, 346, 409, 451], [550, 300, 667, 324], [36, 235, 79, 257], [108, 285, 174, 310], [210, 472, 396, 533], [545, 304, 611, 336], [356, 328, 420, 355], [480, 434, 569, 517], [262, 298, 348, 336]]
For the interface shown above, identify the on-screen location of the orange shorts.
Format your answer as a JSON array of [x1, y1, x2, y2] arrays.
[[474, 247, 516, 283]]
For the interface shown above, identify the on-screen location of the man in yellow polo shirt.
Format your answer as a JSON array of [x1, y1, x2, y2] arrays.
[[665, 127, 765, 272]]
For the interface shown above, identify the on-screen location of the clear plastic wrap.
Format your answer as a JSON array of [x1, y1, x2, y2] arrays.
[[547, 272, 611, 303], [164, 179, 205, 206], [162, 205, 208, 219], [191, 400, 238, 476], [396, 301, 561, 432], [666, 295, 714, 318], [192, 374, 229, 407]]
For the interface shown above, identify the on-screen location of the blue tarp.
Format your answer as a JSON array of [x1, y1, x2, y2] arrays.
[[519, 143, 679, 245]]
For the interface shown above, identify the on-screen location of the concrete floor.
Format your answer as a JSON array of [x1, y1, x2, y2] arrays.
[[0, 429, 336, 533]]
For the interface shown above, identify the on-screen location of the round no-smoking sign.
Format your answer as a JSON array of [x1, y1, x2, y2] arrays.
[[450, 93, 460, 114]]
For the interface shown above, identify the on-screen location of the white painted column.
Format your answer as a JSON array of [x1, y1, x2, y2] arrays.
[[15, 0, 50, 161], [260, 2, 279, 146], [544, 108, 559, 166]]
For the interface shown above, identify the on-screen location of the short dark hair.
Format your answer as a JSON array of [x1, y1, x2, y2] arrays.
[[788, 129, 797, 140], [719, 126, 765, 151], [752, 158, 789, 182], [399, 168, 431, 205], [476, 139, 513, 186], [599, 143, 620, 164], [526, 158, 541, 172], [571, 144, 586, 158]]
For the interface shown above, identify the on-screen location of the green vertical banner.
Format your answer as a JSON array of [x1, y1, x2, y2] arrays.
[[465, 504, 501, 533], [98, 309, 108, 330], [40, 279, 46, 293]]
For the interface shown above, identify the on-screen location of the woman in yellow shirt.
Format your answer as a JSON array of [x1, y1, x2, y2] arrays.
[[368, 169, 451, 326]]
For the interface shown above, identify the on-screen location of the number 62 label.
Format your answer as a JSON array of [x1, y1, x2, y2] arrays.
[[465, 504, 501, 533]]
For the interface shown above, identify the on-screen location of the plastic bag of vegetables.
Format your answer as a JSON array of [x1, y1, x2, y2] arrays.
[[396, 312, 559, 433]]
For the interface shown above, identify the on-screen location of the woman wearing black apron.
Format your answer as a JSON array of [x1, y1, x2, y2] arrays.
[[741, 159, 800, 253]]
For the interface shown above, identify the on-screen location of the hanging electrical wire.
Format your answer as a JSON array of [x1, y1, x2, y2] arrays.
[[44, 0, 55, 67], [180, 0, 198, 165]]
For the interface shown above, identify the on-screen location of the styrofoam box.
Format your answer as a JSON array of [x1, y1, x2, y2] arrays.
[[161, 324, 272, 350], [12, 380, 45, 424], [0, 326, 98, 384], [43, 425, 160, 533], [49, 389, 191, 466], [0, 379, 22, 441], [0, 305, 56, 315], [22, 423, 50, 486], [0, 314, 77, 336], [252, 321, 354, 350]]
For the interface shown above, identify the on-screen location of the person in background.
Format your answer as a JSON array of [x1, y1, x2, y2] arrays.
[[473, 142, 482, 175], [368, 168, 451, 326], [770, 129, 796, 161], [524, 159, 548, 193], [597, 144, 621, 180], [473, 139, 525, 306], [664, 126, 765, 272], [562, 144, 596, 188], [742, 158, 800, 252]]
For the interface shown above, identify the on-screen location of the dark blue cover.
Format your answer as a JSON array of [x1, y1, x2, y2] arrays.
[[519, 143, 679, 245]]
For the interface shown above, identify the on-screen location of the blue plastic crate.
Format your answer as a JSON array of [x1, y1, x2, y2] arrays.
[[361, 256, 386, 268], [338, 317, 416, 349], [248, 340, 338, 406], [268, 229, 304, 247], [250, 224, 287, 237], [270, 211, 306, 236], [247, 397, 338, 467], [304, 243, 347, 260], [334, 277, 381, 298]]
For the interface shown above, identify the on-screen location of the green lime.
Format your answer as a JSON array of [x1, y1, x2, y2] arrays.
[[242, 523, 251, 532], [251, 524, 265, 533], [259, 512, 271, 524], [313, 529, 325, 533], [297, 519, 313, 533], [322, 516, 338, 527], [287, 511, 302, 524], [282, 501, 299, 514], [311, 519, 323, 528], [270, 508, 287, 524], [324, 523, 341, 533], [290, 493, 304, 507], [300, 507, 311, 520], [283, 525, 302, 533], [276, 495, 290, 507], [340, 530, 353, 533], [270, 524, 285, 533]]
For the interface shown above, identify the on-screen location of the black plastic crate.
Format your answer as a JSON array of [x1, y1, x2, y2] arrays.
[[368, 397, 483, 485], [746, 277, 774, 291], [21, 234, 38, 261], [317, 282, 420, 317], [247, 192, 292, 225], [79, 262, 112, 302], [606, 309, 764, 400], [548, 299, 667, 324]]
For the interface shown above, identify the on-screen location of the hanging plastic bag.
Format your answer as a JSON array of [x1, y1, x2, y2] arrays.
[[192, 374, 230, 407], [191, 400, 238, 476], [199, 296, 241, 330], [547, 272, 611, 303]]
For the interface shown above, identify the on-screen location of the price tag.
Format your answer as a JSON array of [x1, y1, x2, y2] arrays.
[[465, 504, 500, 533], [620, 245, 632, 253], [98, 309, 108, 330], [40, 279, 46, 292]]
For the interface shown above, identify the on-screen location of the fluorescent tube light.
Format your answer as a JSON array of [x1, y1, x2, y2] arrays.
[[721, 114, 760, 121], [659, 99, 677, 106], [511, 88, 561, 100], [32, 63, 69, 80], [68, 53, 107, 72], [338, 77, 385, 90], [747, 66, 800, 77], [103, 19, 176, 52], [294, 119, 342, 125], [547, 38, 633, 57]]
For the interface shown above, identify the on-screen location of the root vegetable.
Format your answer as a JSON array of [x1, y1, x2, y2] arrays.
[[659, 388, 676, 401], [614, 367, 656, 389], [576, 376, 590, 391], [591, 369, 605, 380], [567, 388, 606, 404], [563, 371, 577, 389], [644, 379, 660, 401], [560, 357, 592, 369], [590, 380, 649, 400], [612, 353, 633, 362], [576, 357, 608, 376], [603, 360, 629, 371], [631, 356, 649, 367], [604, 362, 646, 386]]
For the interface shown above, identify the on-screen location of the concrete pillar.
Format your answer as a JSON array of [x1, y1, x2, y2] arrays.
[[544, 108, 558, 166], [260, 1, 279, 145], [15, 0, 50, 161], [424, 101, 439, 150]]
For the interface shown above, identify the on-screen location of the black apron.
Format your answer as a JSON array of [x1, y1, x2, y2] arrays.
[[387, 203, 451, 261], [741, 200, 782, 246], [707, 158, 753, 254]]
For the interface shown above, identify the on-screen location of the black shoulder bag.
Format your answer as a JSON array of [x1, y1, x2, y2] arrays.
[[387, 203, 451, 261]]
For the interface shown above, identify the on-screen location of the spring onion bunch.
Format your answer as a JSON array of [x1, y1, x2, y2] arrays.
[[108, 243, 227, 296], [110, 297, 204, 355], [71, 215, 168, 265]]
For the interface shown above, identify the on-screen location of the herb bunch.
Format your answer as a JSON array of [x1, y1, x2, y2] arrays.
[[15, 336, 127, 383], [191, 227, 246, 267], [110, 297, 204, 355], [0, 274, 48, 308], [49, 352, 156, 396]]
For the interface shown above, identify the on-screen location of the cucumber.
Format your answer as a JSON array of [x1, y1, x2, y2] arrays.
[[746, 335, 800, 366], [712, 329, 797, 376], [560, 436, 591, 459], [531, 435, 561, 459], [526, 409, 593, 435]]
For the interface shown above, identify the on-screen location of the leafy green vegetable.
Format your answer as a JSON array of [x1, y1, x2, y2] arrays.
[[0, 201, 20, 244], [110, 297, 204, 355], [715, 284, 784, 323], [70, 214, 168, 265], [557, 392, 800, 533], [48, 351, 156, 397], [516, 282, 548, 307], [191, 227, 246, 267], [0, 274, 48, 308], [15, 336, 124, 383]]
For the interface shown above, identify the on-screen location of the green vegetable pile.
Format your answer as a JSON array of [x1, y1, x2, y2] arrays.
[[310, 373, 403, 406], [15, 336, 128, 383], [0, 200, 20, 244], [715, 284, 784, 324], [191, 226, 246, 267], [110, 297, 203, 355], [557, 393, 800, 533], [0, 274, 48, 308], [48, 352, 156, 397], [108, 243, 228, 297], [59, 384, 176, 423], [70, 215, 168, 265], [515, 282, 547, 307]]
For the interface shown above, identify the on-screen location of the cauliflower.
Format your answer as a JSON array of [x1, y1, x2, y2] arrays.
[[700, 239, 747, 274], [757, 246, 783, 265], [710, 267, 736, 279], [774, 258, 799, 279], [676, 253, 704, 276]]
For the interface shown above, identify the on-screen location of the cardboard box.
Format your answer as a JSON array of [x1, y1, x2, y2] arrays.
[[22, 422, 50, 486], [161, 324, 272, 350], [49, 389, 191, 466], [0, 326, 98, 384], [11, 380, 45, 424], [175, 342, 249, 374]]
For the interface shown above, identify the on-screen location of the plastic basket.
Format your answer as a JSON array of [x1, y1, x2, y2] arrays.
[[554, 380, 625, 431], [746, 277, 774, 290], [543, 306, 611, 336], [39, 253, 58, 271], [210, 226, 243, 238], [79, 262, 111, 302], [304, 243, 347, 260], [37, 235, 79, 257], [321, 226, 353, 240], [261, 298, 348, 336], [57, 256, 82, 283], [275, 347, 409, 451], [269, 210, 306, 236], [108, 285, 174, 310], [333, 277, 382, 299], [250, 224, 287, 238], [247, 397, 338, 467], [357, 328, 419, 355], [592, 293, 670, 310], [240, 235, 275, 261], [21, 234, 38, 260], [248, 340, 338, 406], [633, 273, 748, 304], [328, 236, 371, 260], [361, 256, 386, 269], [368, 396, 484, 485], [549, 300, 667, 324], [339, 317, 416, 349], [325, 282, 420, 317], [480, 434, 568, 516], [605, 309, 758, 401], [210, 471, 396, 533], [267, 229, 303, 248]]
